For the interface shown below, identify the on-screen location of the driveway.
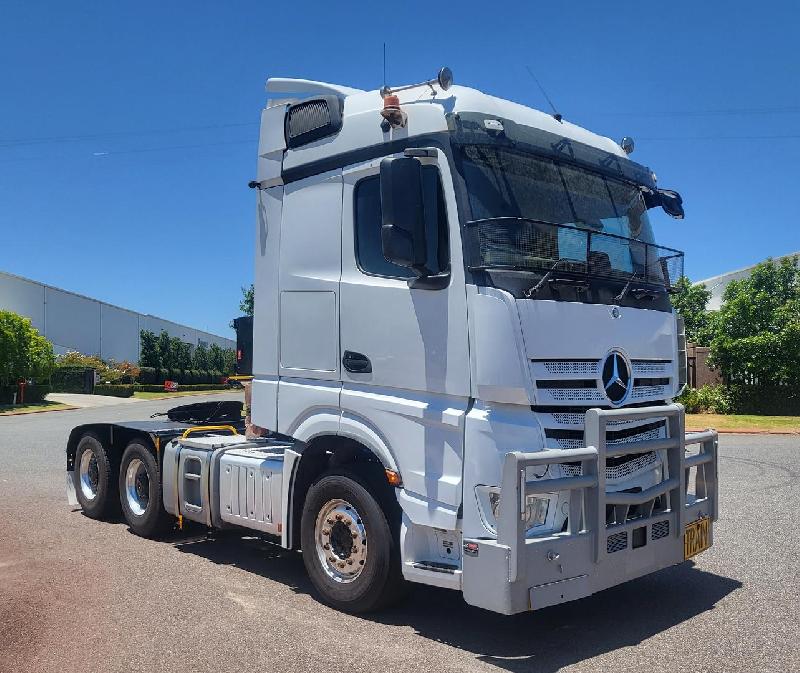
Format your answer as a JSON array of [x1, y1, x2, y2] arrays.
[[0, 395, 797, 673]]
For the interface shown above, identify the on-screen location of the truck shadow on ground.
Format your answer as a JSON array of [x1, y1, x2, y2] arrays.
[[173, 530, 741, 673]]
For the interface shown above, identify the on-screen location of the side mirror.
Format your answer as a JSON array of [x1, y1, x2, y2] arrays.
[[643, 187, 685, 220], [380, 156, 430, 275], [658, 189, 684, 219]]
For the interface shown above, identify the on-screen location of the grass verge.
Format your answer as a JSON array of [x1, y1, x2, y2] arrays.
[[686, 413, 800, 433], [133, 390, 236, 400], [0, 401, 76, 415]]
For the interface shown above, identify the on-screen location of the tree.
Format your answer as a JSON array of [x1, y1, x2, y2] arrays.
[[208, 343, 225, 372], [710, 257, 800, 385], [157, 330, 172, 369], [239, 284, 254, 317], [222, 347, 236, 374], [192, 343, 209, 370], [139, 330, 160, 368], [0, 310, 55, 385], [671, 276, 716, 346]]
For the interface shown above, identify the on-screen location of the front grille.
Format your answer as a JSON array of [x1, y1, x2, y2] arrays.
[[537, 360, 599, 376], [631, 385, 669, 400], [651, 520, 670, 540], [632, 359, 671, 375], [547, 388, 605, 403], [607, 531, 628, 553], [561, 451, 659, 480]]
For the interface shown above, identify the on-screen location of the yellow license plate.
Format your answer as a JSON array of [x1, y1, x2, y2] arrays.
[[684, 516, 711, 559]]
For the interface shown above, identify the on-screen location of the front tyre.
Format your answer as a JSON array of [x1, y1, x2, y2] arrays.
[[119, 441, 171, 538], [73, 432, 118, 519], [301, 471, 404, 613]]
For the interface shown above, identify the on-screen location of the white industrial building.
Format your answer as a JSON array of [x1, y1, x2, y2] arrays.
[[0, 270, 234, 362], [696, 251, 799, 310]]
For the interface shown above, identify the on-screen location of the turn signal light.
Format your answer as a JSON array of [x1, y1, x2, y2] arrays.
[[385, 469, 402, 486]]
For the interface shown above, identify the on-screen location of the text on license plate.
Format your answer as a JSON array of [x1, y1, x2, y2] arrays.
[[684, 516, 711, 559]]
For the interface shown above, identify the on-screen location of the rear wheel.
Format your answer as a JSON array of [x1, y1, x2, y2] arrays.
[[73, 433, 117, 519], [119, 441, 171, 538], [301, 471, 405, 613]]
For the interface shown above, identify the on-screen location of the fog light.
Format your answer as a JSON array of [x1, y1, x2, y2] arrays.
[[524, 494, 550, 529], [483, 488, 550, 532]]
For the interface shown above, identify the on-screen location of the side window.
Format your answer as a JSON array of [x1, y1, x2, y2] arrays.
[[354, 166, 450, 279]]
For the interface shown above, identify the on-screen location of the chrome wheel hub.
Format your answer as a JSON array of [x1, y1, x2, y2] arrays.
[[124, 458, 149, 516], [314, 499, 367, 583], [78, 450, 99, 501]]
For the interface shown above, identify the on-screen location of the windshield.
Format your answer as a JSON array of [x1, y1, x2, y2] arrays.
[[457, 145, 683, 287]]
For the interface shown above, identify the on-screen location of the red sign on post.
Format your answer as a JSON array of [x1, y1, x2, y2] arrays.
[[163, 380, 179, 392]]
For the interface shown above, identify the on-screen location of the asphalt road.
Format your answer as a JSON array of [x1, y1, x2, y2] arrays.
[[1, 395, 798, 673]]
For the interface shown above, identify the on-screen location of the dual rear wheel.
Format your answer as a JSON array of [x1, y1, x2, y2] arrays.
[[72, 435, 170, 537]]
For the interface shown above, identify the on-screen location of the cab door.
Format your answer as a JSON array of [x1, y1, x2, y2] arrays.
[[338, 151, 470, 510]]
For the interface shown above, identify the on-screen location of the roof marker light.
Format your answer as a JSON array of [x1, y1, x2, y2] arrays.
[[620, 136, 635, 154]]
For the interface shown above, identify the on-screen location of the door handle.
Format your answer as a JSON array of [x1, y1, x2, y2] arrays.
[[342, 350, 372, 374]]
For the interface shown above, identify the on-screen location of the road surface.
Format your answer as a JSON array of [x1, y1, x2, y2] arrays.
[[0, 394, 797, 673]]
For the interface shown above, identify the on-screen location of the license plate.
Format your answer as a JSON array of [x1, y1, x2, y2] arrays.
[[684, 516, 711, 559]]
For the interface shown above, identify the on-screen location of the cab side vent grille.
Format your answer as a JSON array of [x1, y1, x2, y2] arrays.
[[285, 96, 344, 148]]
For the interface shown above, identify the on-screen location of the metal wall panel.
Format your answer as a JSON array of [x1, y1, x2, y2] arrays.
[[44, 287, 101, 354], [0, 270, 234, 361], [0, 272, 46, 332], [100, 303, 140, 362]]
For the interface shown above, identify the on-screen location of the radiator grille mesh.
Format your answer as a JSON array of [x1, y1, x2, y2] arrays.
[[651, 519, 670, 540], [607, 531, 628, 553]]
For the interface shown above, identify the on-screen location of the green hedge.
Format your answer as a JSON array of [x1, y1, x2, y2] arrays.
[[136, 367, 226, 385], [52, 367, 93, 393], [726, 385, 800, 416], [0, 384, 51, 404], [678, 384, 800, 416], [94, 384, 134, 398], [132, 383, 230, 393]]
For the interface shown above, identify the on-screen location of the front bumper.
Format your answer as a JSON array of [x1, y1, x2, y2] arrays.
[[462, 404, 718, 614]]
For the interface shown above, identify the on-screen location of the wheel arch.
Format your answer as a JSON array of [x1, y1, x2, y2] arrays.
[[288, 433, 399, 550]]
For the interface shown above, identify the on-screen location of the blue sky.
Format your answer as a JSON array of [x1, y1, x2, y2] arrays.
[[1, 1, 798, 337]]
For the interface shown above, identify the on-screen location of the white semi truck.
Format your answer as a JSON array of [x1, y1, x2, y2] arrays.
[[67, 68, 718, 615]]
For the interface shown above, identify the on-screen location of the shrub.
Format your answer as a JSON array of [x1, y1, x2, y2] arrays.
[[0, 383, 51, 404], [210, 370, 223, 384], [133, 383, 229, 393], [94, 384, 134, 398], [0, 310, 55, 385], [52, 367, 92, 393], [138, 366, 157, 384], [678, 385, 731, 414]]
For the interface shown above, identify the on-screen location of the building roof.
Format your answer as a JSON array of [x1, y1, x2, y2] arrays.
[[695, 251, 800, 310]]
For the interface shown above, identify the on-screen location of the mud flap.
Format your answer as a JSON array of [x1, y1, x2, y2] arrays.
[[66, 471, 78, 507]]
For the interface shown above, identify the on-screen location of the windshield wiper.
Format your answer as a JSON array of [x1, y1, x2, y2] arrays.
[[524, 258, 585, 298], [614, 270, 665, 303]]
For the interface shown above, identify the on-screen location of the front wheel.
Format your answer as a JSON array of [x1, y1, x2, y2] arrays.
[[301, 471, 404, 613], [119, 441, 171, 538]]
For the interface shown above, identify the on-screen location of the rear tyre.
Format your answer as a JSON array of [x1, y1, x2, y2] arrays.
[[73, 433, 118, 519], [301, 470, 405, 613], [119, 441, 172, 538]]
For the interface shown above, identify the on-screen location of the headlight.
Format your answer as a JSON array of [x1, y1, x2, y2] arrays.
[[477, 486, 551, 535]]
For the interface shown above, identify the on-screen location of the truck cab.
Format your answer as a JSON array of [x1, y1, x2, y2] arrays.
[[68, 70, 718, 615]]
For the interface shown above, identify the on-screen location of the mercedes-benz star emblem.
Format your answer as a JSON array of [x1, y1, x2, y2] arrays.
[[602, 350, 632, 405]]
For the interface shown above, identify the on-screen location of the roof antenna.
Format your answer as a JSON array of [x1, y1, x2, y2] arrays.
[[525, 65, 562, 122], [383, 42, 387, 93]]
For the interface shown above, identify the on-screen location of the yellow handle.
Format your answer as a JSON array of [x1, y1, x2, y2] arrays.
[[181, 425, 239, 439]]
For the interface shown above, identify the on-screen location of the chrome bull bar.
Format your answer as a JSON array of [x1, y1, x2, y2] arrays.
[[498, 403, 718, 582]]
